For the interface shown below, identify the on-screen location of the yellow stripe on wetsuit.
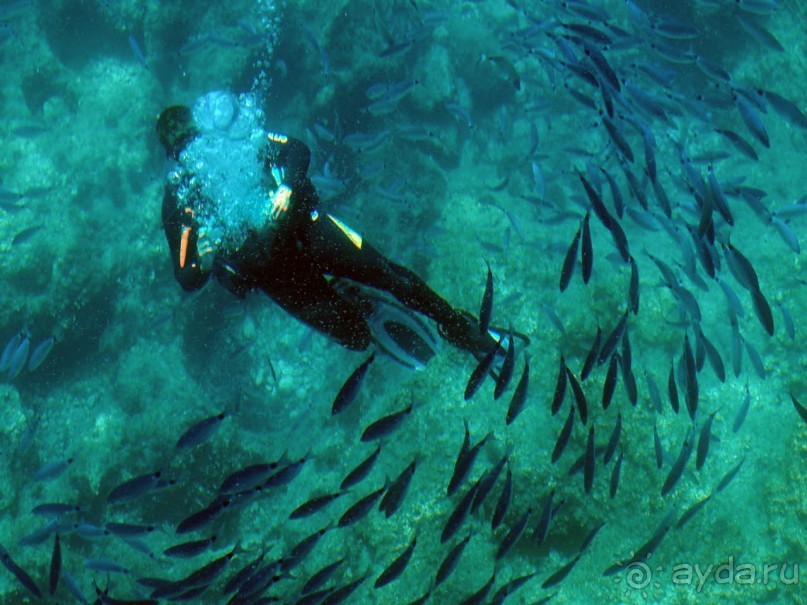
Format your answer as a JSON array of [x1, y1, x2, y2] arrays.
[[327, 214, 363, 249]]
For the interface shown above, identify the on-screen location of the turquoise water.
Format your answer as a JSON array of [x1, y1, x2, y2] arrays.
[[0, 0, 804, 603]]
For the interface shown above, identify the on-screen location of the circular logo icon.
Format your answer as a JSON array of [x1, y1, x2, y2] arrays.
[[626, 561, 653, 590]]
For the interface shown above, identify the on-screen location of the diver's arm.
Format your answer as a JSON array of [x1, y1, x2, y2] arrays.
[[263, 134, 313, 220], [275, 135, 311, 189], [161, 188, 212, 291]]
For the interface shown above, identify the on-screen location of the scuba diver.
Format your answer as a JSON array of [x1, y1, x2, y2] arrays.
[[157, 91, 521, 368]]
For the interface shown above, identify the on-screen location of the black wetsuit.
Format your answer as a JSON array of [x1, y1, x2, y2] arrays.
[[162, 133, 485, 352]]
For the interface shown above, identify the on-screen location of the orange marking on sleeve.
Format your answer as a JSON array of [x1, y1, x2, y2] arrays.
[[179, 226, 191, 269]]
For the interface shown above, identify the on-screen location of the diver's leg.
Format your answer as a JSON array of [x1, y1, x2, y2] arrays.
[[305, 216, 490, 352], [258, 265, 372, 351], [377, 261, 493, 354]]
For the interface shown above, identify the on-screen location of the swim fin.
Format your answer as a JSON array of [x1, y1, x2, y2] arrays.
[[331, 279, 440, 370], [366, 295, 440, 371]]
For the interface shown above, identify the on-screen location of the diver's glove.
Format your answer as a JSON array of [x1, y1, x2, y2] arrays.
[[266, 184, 292, 220], [195, 226, 217, 273]]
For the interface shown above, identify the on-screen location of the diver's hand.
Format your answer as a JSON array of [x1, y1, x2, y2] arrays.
[[196, 227, 216, 272], [267, 184, 292, 220]]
